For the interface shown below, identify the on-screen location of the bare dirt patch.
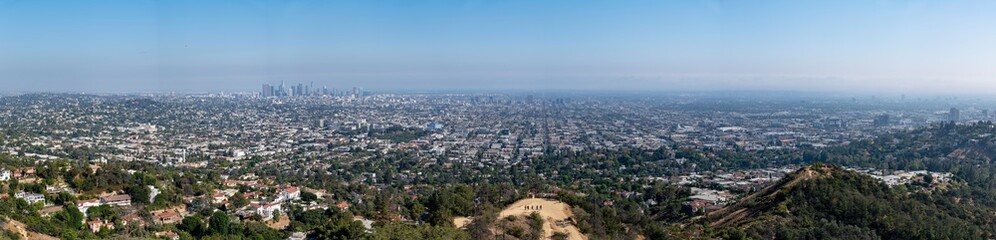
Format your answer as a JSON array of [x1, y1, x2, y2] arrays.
[[499, 198, 587, 240], [266, 215, 290, 230], [453, 216, 473, 229]]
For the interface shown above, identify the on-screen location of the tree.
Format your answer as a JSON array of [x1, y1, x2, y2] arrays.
[[64, 205, 85, 230], [54, 192, 77, 206], [369, 223, 471, 240], [311, 212, 366, 240], [551, 232, 569, 240], [127, 184, 151, 204], [86, 205, 117, 221], [208, 211, 230, 235], [527, 212, 544, 240], [272, 209, 282, 222], [467, 205, 498, 239], [426, 208, 453, 227], [59, 229, 78, 240], [301, 191, 318, 202], [178, 216, 204, 237], [189, 197, 216, 216], [229, 193, 249, 210]]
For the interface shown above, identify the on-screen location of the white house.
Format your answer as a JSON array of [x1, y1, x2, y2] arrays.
[[254, 202, 282, 220], [77, 199, 102, 214], [276, 187, 300, 203], [15, 192, 45, 205]]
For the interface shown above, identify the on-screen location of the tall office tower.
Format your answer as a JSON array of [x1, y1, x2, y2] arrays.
[[323, 86, 328, 95], [277, 81, 286, 97], [949, 108, 961, 123], [262, 84, 270, 97], [873, 114, 890, 127]]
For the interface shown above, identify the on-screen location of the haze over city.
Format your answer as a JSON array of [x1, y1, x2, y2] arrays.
[[2, 0, 996, 93]]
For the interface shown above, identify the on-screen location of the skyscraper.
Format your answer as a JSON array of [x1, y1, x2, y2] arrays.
[[949, 108, 961, 123]]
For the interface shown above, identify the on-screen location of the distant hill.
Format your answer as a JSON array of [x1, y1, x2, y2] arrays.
[[703, 164, 987, 240]]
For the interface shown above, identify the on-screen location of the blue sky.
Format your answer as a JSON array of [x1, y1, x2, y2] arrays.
[[2, 0, 996, 93]]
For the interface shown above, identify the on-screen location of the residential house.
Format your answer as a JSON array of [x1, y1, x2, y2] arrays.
[[77, 199, 102, 213], [276, 186, 300, 203], [39, 206, 63, 217], [88, 220, 114, 233], [287, 232, 307, 240], [153, 209, 182, 225], [336, 201, 350, 211], [254, 202, 281, 220], [14, 192, 45, 205], [212, 192, 228, 204], [101, 194, 131, 206]]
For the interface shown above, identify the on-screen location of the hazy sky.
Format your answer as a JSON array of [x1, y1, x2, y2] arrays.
[[2, 0, 996, 93]]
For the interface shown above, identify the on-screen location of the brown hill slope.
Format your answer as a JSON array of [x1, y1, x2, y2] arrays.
[[705, 164, 835, 228], [699, 164, 986, 240]]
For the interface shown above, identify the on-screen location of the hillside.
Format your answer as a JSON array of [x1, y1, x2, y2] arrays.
[[704, 164, 988, 240], [498, 198, 586, 240], [1, 219, 57, 240]]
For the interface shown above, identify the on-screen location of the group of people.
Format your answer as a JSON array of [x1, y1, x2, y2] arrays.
[[523, 205, 543, 211]]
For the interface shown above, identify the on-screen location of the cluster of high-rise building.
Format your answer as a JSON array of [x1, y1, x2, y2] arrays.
[[261, 81, 361, 98]]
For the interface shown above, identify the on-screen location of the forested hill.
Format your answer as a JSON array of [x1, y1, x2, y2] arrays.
[[797, 122, 996, 211], [704, 164, 987, 240]]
